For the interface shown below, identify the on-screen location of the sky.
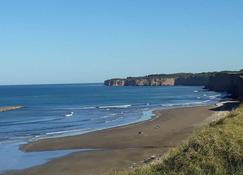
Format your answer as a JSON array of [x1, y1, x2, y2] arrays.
[[0, 0, 243, 85]]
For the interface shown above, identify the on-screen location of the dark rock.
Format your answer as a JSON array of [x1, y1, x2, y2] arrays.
[[104, 70, 243, 101], [206, 72, 243, 100]]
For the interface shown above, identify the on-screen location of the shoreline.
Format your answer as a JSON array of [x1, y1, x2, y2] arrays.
[[25, 103, 211, 145], [21, 105, 216, 152], [4, 103, 233, 175], [21, 102, 215, 143]]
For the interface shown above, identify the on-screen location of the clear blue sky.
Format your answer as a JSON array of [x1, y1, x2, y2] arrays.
[[0, 0, 243, 85]]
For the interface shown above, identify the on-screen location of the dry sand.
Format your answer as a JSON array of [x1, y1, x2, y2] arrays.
[[7, 105, 220, 175]]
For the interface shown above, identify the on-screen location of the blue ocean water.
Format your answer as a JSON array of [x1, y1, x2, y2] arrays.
[[0, 84, 224, 172], [0, 84, 224, 143]]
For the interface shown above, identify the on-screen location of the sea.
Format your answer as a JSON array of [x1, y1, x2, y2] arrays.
[[0, 83, 225, 173]]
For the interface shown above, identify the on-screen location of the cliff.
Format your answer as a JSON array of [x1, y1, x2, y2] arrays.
[[104, 73, 213, 87], [104, 77, 176, 86], [104, 70, 243, 100], [206, 72, 243, 100]]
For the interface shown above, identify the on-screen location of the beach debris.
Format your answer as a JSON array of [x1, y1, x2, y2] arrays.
[[154, 125, 160, 129], [138, 131, 143, 135]]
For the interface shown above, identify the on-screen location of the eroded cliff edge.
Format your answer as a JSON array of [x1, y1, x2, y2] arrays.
[[104, 70, 243, 100], [104, 73, 212, 86], [206, 72, 243, 99]]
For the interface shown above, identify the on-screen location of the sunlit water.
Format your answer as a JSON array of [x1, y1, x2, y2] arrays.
[[0, 84, 225, 172]]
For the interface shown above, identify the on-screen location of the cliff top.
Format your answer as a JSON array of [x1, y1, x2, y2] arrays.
[[122, 72, 216, 80], [107, 70, 243, 81]]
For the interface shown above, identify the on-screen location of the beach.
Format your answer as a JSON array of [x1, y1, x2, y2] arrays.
[[1, 1, 242, 174], [5, 105, 226, 175]]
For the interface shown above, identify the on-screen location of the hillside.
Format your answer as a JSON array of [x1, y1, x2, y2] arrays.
[[108, 70, 243, 175], [112, 104, 243, 175]]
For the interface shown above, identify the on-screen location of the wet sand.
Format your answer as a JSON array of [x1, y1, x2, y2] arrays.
[[8, 105, 217, 175]]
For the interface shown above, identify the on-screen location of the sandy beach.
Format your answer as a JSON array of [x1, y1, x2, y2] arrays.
[[7, 105, 223, 175]]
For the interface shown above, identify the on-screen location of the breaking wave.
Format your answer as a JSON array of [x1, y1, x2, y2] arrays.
[[98, 104, 132, 109]]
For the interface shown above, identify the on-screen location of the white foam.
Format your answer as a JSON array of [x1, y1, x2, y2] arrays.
[[98, 104, 131, 109], [160, 99, 213, 108], [56, 106, 96, 110], [45, 129, 83, 135], [80, 106, 96, 110], [161, 104, 175, 107], [209, 94, 221, 99], [215, 100, 240, 107], [101, 115, 110, 119], [65, 112, 74, 117]]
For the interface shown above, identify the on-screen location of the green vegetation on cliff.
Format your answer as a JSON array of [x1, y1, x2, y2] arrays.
[[104, 72, 215, 86], [104, 70, 243, 87], [112, 104, 243, 175], [105, 70, 243, 100]]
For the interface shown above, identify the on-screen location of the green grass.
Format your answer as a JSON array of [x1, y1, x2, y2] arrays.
[[112, 104, 243, 175]]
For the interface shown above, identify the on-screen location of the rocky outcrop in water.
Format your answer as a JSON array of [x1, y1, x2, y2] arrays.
[[0, 106, 23, 112]]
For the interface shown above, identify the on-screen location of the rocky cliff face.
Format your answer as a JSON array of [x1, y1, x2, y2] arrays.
[[104, 71, 243, 100], [206, 73, 243, 99], [175, 76, 209, 86], [104, 79, 125, 86], [104, 78, 176, 86], [104, 73, 211, 87], [128, 77, 176, 86]]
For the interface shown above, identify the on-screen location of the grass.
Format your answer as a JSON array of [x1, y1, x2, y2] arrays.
[[112, 104, 243, 175]]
